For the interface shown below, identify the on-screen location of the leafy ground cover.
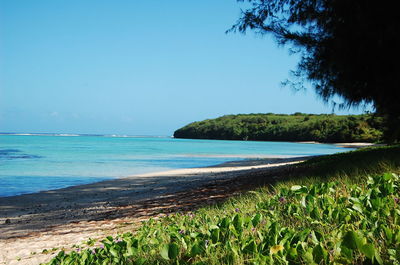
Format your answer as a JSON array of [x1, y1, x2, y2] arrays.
[[47, 145, 400, 264]]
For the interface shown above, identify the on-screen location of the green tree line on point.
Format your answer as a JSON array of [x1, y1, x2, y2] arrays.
[[173, 113, 384, 143]]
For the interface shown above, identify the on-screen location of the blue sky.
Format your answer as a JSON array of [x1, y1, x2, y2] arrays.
[[0, 1, 370, 135]]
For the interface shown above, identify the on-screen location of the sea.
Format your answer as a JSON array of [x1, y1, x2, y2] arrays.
[[0, 134, 353, 197]]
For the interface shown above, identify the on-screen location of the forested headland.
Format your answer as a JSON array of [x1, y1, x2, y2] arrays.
[[173, 113, 384, 143]]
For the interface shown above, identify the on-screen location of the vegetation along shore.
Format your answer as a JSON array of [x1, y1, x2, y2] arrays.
[[1, 144, 396, 264], [174, 113, 384, 143]]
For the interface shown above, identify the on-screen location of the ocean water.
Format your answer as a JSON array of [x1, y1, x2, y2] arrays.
[[0, 134, 353, 197]]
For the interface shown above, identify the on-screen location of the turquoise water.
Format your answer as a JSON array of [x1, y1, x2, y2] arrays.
[[0, 135, 352, 197]]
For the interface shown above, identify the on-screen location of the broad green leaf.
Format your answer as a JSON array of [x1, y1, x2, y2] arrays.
[[395, 230, 400, 242], [310, 231, 319, 244], [220, 217, 230, 228], [291, 185, 303, 191], [81, 251, 88, 262], [360, 243, 375, 260], [340, 246, 353, 259], [190, 232, 199, 238], [310, 207, 321, 220], [300, 196, 307, 208], [252, 213, 262, 227], [160, 244, 170, 260], [133, 257, 146, 265], [131, 238, 139, 249], [309, 186, 317, 195], [211, 229, 219, 243], [342, 231, 363, 250], [257, 231, 264, 241], [312, 244, 328, 264], [190, 243, 203, 257], [109, 247, 119, 257], [233, 214, 243, 232], [383, 173, 392, 181], [352, 204, 363, 213], [296, 229, 311, 242], [302, 248, 316, 265], [149, 238, 158, 245], [168, 243, 179, 260], [383, 225, 393, 241], [126, 246, 137, 256], [180, 237, 187, 250], [243, 240, 257, 254], [287, 247, 298, 259]]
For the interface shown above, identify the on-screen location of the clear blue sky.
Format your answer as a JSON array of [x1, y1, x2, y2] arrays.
[[0, 0, 370, 135]]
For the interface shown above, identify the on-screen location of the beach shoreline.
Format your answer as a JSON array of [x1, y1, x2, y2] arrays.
[[295, 141, 379, 149], [0, 156, 310, 264], [0, 156, 309, 235], [0, 142, 377, 264]]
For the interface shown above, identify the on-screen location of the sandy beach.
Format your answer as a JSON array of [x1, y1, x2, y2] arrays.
[[0, 156, 310, 265], [295, 141, 378, 149], [333, 142, 381, 148]]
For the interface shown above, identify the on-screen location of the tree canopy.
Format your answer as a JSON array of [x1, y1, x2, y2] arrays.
[[230, 0, 399, 141], [174, 113, 384, 143]]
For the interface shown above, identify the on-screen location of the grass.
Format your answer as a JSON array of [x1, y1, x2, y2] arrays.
[[272, 144, 400, 186], [46, 145, 400, 264]]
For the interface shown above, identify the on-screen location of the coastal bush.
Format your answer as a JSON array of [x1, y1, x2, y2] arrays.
[[46, 146, 400, 264], [173, 113, 384, 143]]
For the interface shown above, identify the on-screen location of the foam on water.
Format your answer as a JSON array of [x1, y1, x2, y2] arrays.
[[0, 135, 353, 197]]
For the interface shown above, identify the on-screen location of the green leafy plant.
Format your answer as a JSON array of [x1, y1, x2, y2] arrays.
[[46, 171, 400, 264]]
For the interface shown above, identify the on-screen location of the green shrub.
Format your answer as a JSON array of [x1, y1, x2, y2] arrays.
[[47, 173, 400, 264]]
